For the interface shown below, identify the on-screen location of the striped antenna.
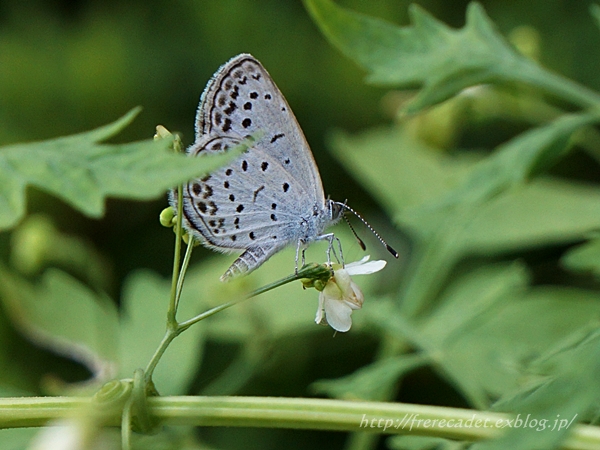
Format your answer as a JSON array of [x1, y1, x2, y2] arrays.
[[336, 202, 399, 258]]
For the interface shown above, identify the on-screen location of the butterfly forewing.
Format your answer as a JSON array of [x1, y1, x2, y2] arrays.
[[196, 54, 324, 200]]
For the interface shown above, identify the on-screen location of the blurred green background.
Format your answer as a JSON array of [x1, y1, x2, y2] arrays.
[[1, 0, 599, 289], [2, 1, 600, 449]]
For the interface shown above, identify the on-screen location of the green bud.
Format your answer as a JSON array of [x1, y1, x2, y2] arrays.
[[154, 125, 172, 140], [297, 263, 333, 290], [159, 207, 176, 228]]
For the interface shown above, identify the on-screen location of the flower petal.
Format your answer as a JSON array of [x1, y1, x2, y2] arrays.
[[315, 293, 326, 325], [346, 259, 387, 276], [323, 297, 354, 332]]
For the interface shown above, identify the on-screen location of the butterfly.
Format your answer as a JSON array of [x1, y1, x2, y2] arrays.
[[172, 54, 396, 281]]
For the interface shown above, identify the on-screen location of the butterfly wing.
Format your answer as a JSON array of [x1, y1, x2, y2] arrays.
[[177, 54, 331, 280], [196, 54, 325, 203]]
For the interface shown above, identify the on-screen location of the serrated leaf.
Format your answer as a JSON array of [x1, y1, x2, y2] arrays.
[[304, 0, 600, 112], [0, 108, 242, 231]]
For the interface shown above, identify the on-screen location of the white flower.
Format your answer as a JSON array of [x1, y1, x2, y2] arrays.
[[315, 256, 387, 332]]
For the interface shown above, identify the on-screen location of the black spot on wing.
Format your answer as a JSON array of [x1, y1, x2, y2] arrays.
[[253, 185, 265, 202], [270, 133, 285, 143], [203, 184, 213, 199], [224, 102, 237, 115]]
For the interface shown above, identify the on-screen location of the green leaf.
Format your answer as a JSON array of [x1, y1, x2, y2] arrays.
[[10, 214, 111, 291], [369, 262, 600, 412], [311, 353, 427, 401], [333, 112, 599, 223], [561, 235, 600, 278], [0, 267, 119, 376], [332, 112, 600, 320], [472, 329, 600, 450], [329, 127, 475, 214], [444, 286, 600, 404], [461, 178, 600, 254], [0, 108, 242, 231], [440, 112, 599, 205], [119, 270, 207, 395], [304, 0, 600, 112]]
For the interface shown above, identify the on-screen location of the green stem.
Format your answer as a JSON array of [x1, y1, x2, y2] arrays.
[[146, 181, 191, 383], [1, 396, 599, 449], [177, 269, 306, 333], [167, 184, 184, 324], [174, 239, 194, 313], [144, 328, 177, 383], [121, 396, 133, 450], [511, 57, 600, 110]]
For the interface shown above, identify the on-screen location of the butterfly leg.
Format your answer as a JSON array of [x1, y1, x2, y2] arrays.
[[294, 240, 311, 274], [333, 235, 344, 267], [326, 234, 344, 267], [315, 233, 344, 272]]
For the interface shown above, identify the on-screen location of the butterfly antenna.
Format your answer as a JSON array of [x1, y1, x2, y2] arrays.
[[337, 202, 399, 258], [342, 213, 366, 251]]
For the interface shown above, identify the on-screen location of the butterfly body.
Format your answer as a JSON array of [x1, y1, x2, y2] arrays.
[[173, 54, 343, 281]]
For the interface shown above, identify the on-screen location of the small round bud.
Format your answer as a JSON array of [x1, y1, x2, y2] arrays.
[[159, 207, 176, 228]]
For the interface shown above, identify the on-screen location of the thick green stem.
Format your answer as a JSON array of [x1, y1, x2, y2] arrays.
[[1, 396, 598, 449]]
